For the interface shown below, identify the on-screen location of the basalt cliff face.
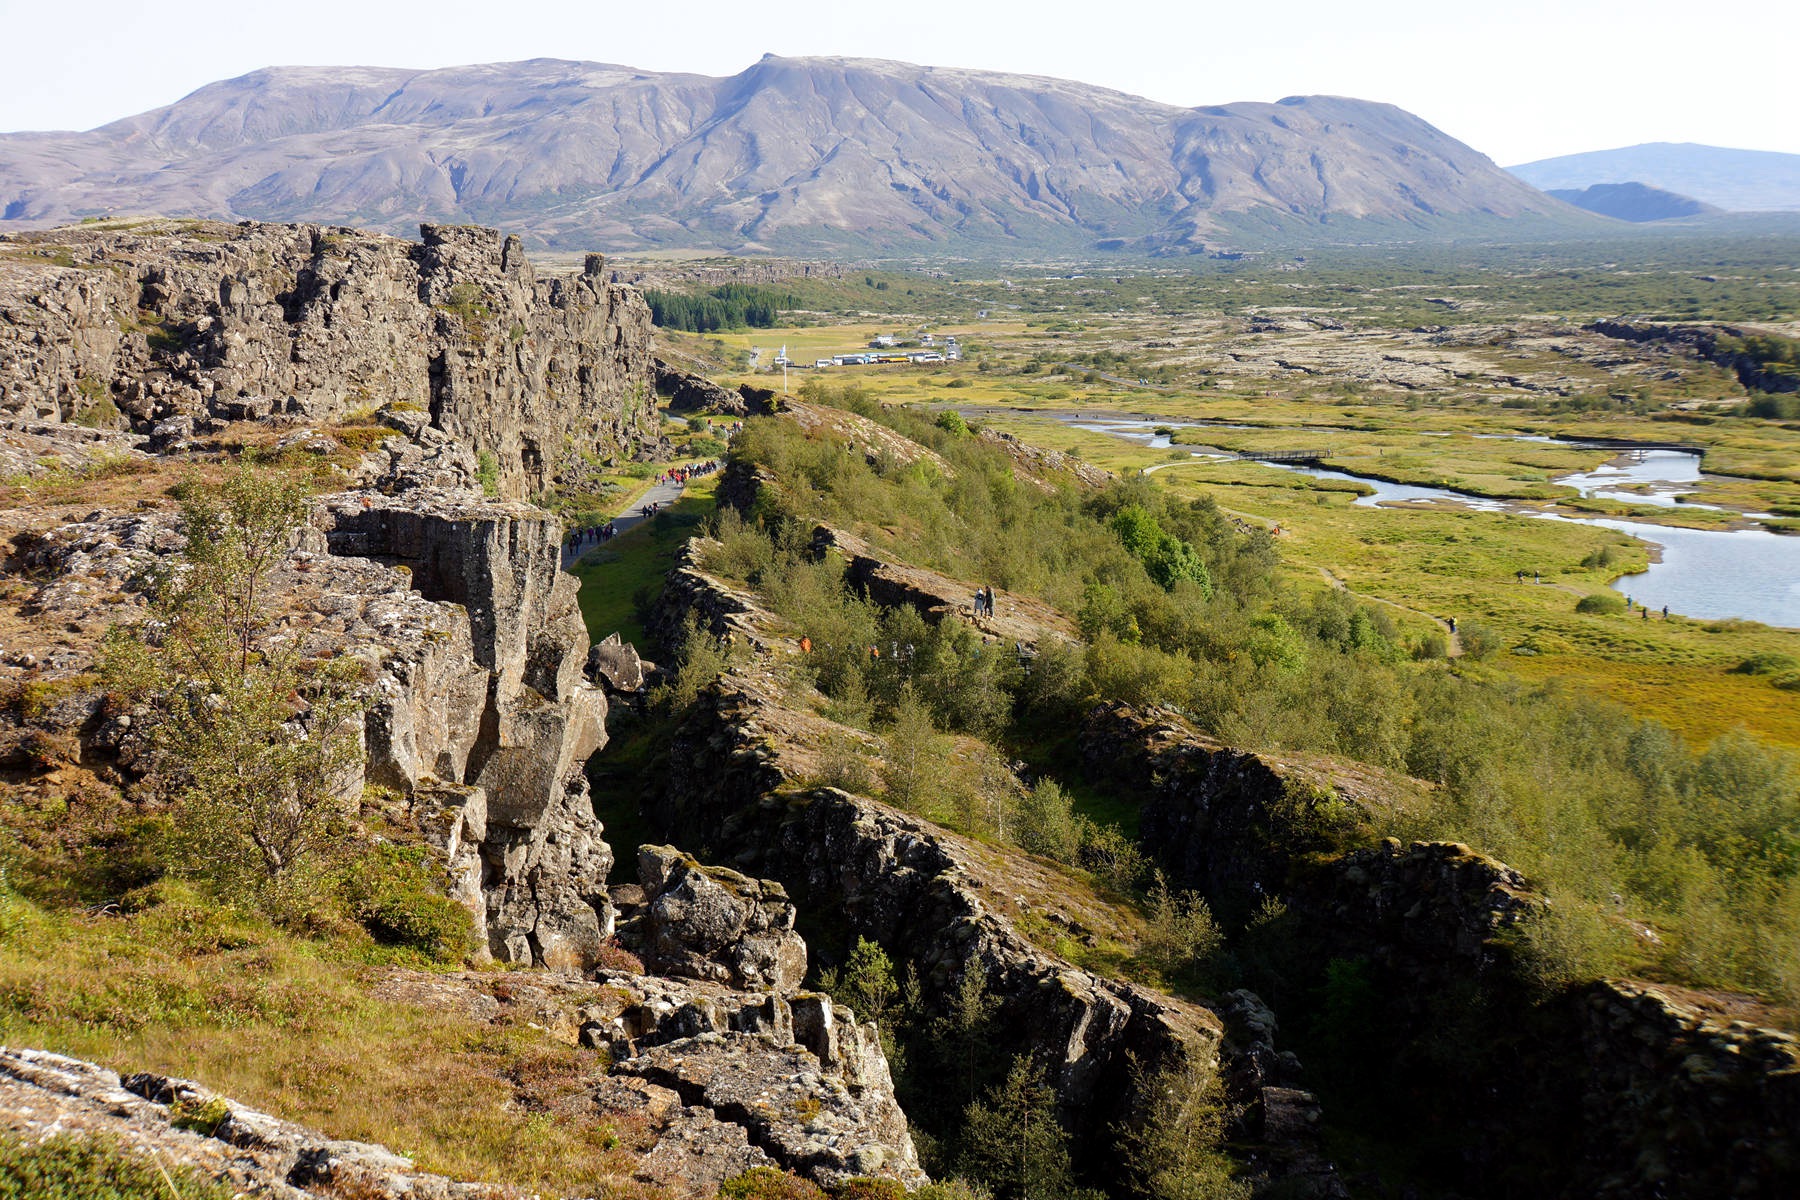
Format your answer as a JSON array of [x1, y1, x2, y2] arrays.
[[0, 220, 654, 970], [1082, 703, 1800, 1200], [0, 219, 661, 498]]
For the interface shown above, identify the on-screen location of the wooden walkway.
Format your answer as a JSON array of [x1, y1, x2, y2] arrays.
[[1236, 449, 1329, 463]]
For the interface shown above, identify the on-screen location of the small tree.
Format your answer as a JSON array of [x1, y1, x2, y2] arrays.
[[1013, 777, 1081, 863], [1139, 872, 1223, 982], [880, 684, 950, 812], [103, 467, 364, 914], [1113, 1051, 1248, 1200], [956, 1056, 1094, 1200]]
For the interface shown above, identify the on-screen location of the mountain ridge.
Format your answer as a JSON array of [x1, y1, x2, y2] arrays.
[[1511, 142, 1800, 213], [1, 55, 1591, 254]]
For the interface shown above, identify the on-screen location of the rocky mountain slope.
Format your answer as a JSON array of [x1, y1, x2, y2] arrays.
[[0, 56, 1585, 255], [1511, 142, 1800, 212]]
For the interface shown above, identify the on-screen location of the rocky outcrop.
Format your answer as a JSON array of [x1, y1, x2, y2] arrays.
[[616, 261, 848, 290], [1590, 319, 1799, 395], [976, 426, 1115, 490], [657, 357, 747, 416], [815, 524, 1078, 649], [630, 845, 809, 992], [375, 964, 925, 1192], [1086, 701, 1800, 1200], [647, 537, 779, 654], [0, 220, 662, 497], [316, 489, 613, 970], [649, 661, 1222, 1164], [0, 1048, 493, 1199]]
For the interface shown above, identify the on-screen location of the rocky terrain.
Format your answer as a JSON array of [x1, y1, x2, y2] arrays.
[[0, 56, 1588, 255], [0, 219, 662, 499], [0, 220, 933, 1196]]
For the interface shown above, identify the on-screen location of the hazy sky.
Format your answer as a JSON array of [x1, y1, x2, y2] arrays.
[[2, 0, 1794, 165]]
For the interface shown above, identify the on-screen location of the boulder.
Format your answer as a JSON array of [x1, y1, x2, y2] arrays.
[[633, 845, 808, 992], [588, 632, 648, 694]]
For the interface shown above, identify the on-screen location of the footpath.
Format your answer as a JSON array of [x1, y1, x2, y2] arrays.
[[561, 466, 721, 571]]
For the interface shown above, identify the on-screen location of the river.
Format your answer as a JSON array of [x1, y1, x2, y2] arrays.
[[1043, 414, 1800, 629]]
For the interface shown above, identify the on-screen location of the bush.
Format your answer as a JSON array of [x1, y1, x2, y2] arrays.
[[1731, 652, 1800, 676], [1138, 872, 1224, 980], [169, 1095, 231, 1135], [1012, 778, 1081, 863], [1456, 620, 1503, 661], [721, 1167, 828, 1200], [342, 845, 477, 962], [834, 1180, 906, 1200], [1580, 544, 1620, 568], [1575, 592, 1626, 615], [596, 937, 646, 974]]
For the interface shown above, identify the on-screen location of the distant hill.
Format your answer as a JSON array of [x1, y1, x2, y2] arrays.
[[1511, 143, 1800, 213], [1546, 182, 1721, 222], [0, 55, 1594, 256]]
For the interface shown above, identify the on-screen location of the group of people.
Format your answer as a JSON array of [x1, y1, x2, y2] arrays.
[[972, 586, 999, 620], [1624, 594, 1671, 620], [659, 459, 720, 487], [567, 521, 619, 549]]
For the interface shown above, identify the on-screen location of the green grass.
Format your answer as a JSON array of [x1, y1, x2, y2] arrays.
[[0, 890, 631, 1193], [570, 476, 717, 649], [0, 1134, 241, 1200]]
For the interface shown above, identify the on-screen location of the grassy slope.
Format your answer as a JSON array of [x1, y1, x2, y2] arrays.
[[0, 895, 629, 1193], [668, 297, 1800, 750]]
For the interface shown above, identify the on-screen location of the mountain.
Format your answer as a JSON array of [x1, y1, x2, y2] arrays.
[[1546, 181, 1720, 222], [1511, 143, 1800, 213], [0, 55, 1588, 255]]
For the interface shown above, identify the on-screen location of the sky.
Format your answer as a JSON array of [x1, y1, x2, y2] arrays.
[[1, 0, 1795, 165]]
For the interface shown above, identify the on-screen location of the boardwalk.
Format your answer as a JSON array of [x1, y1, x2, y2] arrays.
[[1236, 449, 1329, 464]]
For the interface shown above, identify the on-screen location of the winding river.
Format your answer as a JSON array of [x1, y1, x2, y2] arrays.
[[1047, 414, 1800, 629]]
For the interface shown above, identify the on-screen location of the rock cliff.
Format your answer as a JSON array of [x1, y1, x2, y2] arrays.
[[1083, 701, 1800, 1200], [0, 219, 661, 497], [0, 219, 657, 971]]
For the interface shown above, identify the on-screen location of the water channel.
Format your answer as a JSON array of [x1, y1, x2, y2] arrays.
[[1044, 414, 1800, 629]]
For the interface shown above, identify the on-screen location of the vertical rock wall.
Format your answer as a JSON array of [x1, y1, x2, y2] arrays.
[[319, 490, 613, 970]]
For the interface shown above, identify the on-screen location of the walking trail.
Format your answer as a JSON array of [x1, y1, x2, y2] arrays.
[[561, 475, 689, 570]]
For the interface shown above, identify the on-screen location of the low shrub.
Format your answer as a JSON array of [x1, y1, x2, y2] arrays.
[[1575, 593, 1626, 615], [721, 1167, 829, 1200], [1731, 652, 1800, 676]]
